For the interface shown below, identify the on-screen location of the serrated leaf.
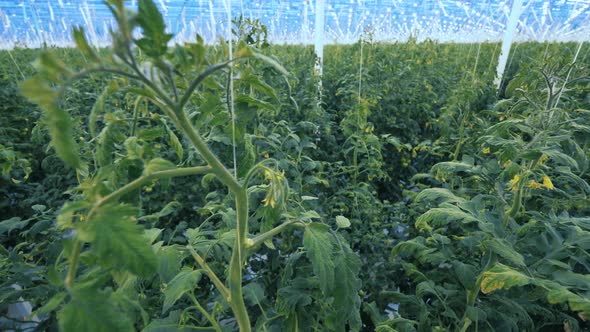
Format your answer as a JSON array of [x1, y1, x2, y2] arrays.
[[144, 158, 176, 175], [162, 268, 202, 313], [57, 201, 92, 229], [480, 263, 531, 294], [277, 279, 314, 312], [135, 0, 173, 57], [77, 204, 157, 277], [58, 287, 134, 332], [303, 223, 335, 294], [336, 215, 351, 228], [73, 27, 100, 63], [328, 251, 362, 331], [167, 130, 183, 161], [20, 77, 81, 169], [89, 82, 118, 137]]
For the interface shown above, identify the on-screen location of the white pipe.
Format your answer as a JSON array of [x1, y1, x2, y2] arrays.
[[494, 0, 525, 89], [314, 0, 325, 78]]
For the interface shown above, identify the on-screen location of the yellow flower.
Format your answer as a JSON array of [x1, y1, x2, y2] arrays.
[[262, 196, 276, 208], [539, 154, 548, 165], [510, 174, 520, 191], [542, 175, 555, 190], [527, 180, 542, 189], [502, 160, 512, 168], [482, 147, 491, 154]]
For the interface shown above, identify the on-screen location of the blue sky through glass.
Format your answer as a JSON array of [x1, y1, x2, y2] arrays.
[[0, 0, 589, 48]]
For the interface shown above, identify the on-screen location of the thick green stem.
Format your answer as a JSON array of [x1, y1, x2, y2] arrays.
[[174, 108, 241, 193], [227, 188, 251, 332], [172, 105, 251, 331]]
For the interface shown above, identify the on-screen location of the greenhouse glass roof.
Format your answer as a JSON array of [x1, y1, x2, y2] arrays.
[[1, 0, 589, 48]]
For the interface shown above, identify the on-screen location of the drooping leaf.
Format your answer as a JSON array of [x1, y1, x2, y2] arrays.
[[303, 223, 335, 294], [167, 129, 184, 161], [89, 81, 118, 137], [58, 287, 134, 332], [480, 263, 531, 294], [415, 188, 466, 205], [73, 27, 101, 63], [415, 206, 479, 232], [76, 204, 158, 277], [328, 251, 362, 331], [484, 238, 526, 267], [0, 217, 29, 236], [162, 268, 202, 313], [35, 291, 68, 316], [20, 77, 81, 169], [144, 158, 176, 175]]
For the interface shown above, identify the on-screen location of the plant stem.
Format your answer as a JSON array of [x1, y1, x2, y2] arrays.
[[188, 293, 222, 332], [172, 104, 251, 331], [187, 245, 230, 300], [227, 188, 251, 332], [248, 220, 297, 249]]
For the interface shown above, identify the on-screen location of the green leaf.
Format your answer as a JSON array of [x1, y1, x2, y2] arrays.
[[144, 158, 176, 175], [157, 246, 182, 283], [415, 188, 466, 205], [415, 207, 479, 232], [453, 261, 477, 289], [35, 291, 67, 316], [167, 130, 183, 161], [135, 0, 173, 57], [250, 51, 290, 77], [336, 215, 351, 228], [58, 287, 134, 332], [89, 81, 118, 137], [243, 282, 265, 306], [57, 201, 92, 229], [303, 222, 335, 294], [0, 217, 29, 236], [328, 250, 362, 331], [162, 268, 202, 313], [20, 77, 81, 169], [77, 204, 157, 277], [480, 263, 531, 294], [277, 278, 314, 312], [484, 238, 526, 267], [73, 27, 100, 63]]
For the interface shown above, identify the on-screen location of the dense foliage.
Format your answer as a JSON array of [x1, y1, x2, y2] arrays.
[[1, 1, 589, 331]]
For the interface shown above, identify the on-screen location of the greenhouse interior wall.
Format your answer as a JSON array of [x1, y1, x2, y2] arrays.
[[1, 1, 590, 332]]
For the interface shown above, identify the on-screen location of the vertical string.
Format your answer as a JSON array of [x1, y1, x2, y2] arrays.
[[554, 41, 583, 108], [358, 36, 363, 105], [226, 0, 237, 178]]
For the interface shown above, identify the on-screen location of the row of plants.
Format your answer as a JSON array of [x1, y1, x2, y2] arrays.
[[1, 1, 589, 330]]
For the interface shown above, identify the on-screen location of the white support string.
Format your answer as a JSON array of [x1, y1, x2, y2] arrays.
[[554, 42, 583, 108], [225, 0, 238, 178]]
